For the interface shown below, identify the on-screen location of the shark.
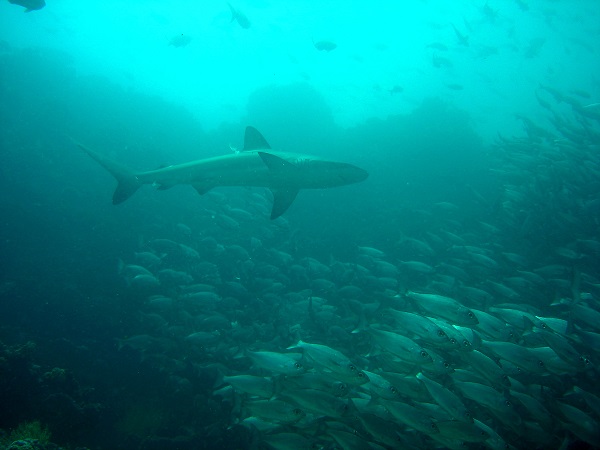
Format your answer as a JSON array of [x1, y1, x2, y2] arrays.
[[73, 126, 368, 219], [8, 0, 45, 12]]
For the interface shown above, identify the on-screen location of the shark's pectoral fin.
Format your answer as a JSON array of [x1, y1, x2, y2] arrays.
[[258, 152, 301, 219], [258, 152, 298, 172], [270, 188, 299, 219], [192, 183, 215, 195]]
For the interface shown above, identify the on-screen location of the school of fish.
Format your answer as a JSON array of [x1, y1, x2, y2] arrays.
[[117, 84, 600, 449]]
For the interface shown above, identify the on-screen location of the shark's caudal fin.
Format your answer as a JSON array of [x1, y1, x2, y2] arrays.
[[70, 138, 141, 204]]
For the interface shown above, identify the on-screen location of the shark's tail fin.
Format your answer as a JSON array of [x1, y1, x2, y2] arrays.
[[70, 138, 141, 204]]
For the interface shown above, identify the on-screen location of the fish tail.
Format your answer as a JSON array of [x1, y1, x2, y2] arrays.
[[70, 137, 142, 204]]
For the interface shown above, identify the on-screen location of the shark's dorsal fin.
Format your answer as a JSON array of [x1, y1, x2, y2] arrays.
[[269, 188, 299, 219], [244, 126, 271, 151]]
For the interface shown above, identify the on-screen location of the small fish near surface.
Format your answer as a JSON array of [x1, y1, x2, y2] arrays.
[[169, 33, 192, 48], [313, 39, 337, 52], [72, 126, 368, 219], [388, 85, 404, 95], [227, 3, 250, 29], [8, 0, 45, 12]]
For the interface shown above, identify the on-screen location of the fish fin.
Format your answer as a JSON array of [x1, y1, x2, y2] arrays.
[[522, 316, 535, 333], [192, 183, 214, 195], [244, 126, 271, 150], [70, 137, 141, 204], [351, 313, 369, 334], [257, 151, 301, 218], [269, 188, 299, 219], [470, 330, 483, 350], [212, 368, 225, 389], [286, 340, 302, 351], [258, 151, 299, 173], [227, 3, 236, 22]]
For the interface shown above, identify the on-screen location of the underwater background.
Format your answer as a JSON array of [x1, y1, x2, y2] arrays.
[[1, 1, 599, 449]]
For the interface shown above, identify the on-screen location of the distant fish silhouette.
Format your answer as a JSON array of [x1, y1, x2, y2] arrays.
[[451, 23, 469, 46], [432, 54, 453, 68], [389, 85, 404, 95], [228, 3, 251, 29], [8, 0, 45, 12], [313, 39, 337, 52], [169, 34, 192, 48]]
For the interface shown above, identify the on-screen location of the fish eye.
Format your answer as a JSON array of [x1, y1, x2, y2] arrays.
[[293, 408, 302, 415], [450, 338, 457, 344], [420, 350, 429, 358], [338, 383, 348, 391], [505, 400, 512, 407], [538, 360, 544, 367], [390, 386, 398, 394], [465, 411, 472, 419], [467, 311, 474, 318], [463, 340, 471, 348], [437, 330, 446, 337], [294, 362, 302, 369], [357, 371, 365, 378], [349, 364, 357, 372], [444, 362, 450, 369]]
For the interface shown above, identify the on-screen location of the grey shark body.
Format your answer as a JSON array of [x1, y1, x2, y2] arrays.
[[74, 126, 368, 219]]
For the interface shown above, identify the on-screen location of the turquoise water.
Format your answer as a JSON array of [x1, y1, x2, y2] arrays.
[[0, 1, 599, 449]]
